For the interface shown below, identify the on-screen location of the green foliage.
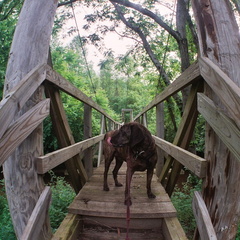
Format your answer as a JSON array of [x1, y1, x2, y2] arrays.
[[0, 180, 16, 240], [171, 176, 202, 239], [48, 171, 76, 232]]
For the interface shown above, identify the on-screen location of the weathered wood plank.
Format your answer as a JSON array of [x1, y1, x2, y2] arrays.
[[52, 214, 81, 240], [83, 104, 93, 177], [44, 83, 86, 192], [45, 65, 119, 124], [192, 191, 217, 240], [36, 135, 104, 174], [199, 57, 240, 129], [159, 81, 203, 195], [0, 99, 50, 166], [153, 136, 207, 178], [198, 93, 240, 162], [3, 0, 57, 238], [192, 1, 240, 238], [21, 187, 52, 240], [68, 162, 176, 221], [134, 61, 201, 119], [0, 64, 46, 139], [162, 217, 188, 240]]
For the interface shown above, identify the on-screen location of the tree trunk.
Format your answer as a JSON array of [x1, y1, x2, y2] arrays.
[[3, 0, 58, 239], [192, 0, 240, 239]]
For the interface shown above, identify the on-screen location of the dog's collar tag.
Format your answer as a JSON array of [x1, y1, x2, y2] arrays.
[[134, 150, 145, 160]]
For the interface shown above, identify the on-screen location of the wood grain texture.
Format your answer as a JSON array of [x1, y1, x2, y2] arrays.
[[0, 99, 50, 166], [162, 217, 188, 240], [36, 135, 104, 174], [52, 214, 81, 240], [2, 0, 58, 238], [192, 191, 217, 240], [68, 162, 176, 225], [0, 64, 46, 139], [198, 93, 240, 161], [199, 57, 240, 129], [21, 187, 52, 240], [153, 136, 207, 178], [192, 1, 240, 239]]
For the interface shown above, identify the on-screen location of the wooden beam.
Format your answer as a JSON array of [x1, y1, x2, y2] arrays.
[[159, 82, 203, 190], [0, 64, 46, 139], [153, 136, 207, 178], [199, 57, 240, 129], [52, 214, 81, 240], [44, 84, 86, 192], [83, 104, 93, 178], [45, 65, 120, 125], [0, 99, 50, 166], [21, 187, 52, 240], [162, 217, 188, 240], [198, 93, 240, 162], [2, 0, 57, 238], [97, 115, 105, 167], [36, 135, 104, 174], [192, 191, 217, 240], [134, 61, 201, 119]]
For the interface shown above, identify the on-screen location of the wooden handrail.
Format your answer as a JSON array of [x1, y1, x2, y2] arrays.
[[45, 64, 121, 125], [36, 134, 104, 174], [134, 61, 201, 120]]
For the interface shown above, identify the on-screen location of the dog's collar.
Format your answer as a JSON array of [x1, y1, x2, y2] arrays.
[[134, 150, 145, 160]]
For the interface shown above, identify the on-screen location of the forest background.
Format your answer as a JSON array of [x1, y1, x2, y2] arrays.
[[1, 0, 240, 239]]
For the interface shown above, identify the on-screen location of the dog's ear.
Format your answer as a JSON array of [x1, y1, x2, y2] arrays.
[[130, 124, 144, 148]]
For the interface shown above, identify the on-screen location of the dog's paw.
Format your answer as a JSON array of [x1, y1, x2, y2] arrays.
[[124, 197, 132, 206], [148, 192, 156, 199], [115, 182, 123, 187], [103, 186, 110, 191]]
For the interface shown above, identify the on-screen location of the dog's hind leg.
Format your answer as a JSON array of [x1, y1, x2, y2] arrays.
[[112, 157, 123, 187], [103, 152, 115, 191], [146, 167, 156, 199]]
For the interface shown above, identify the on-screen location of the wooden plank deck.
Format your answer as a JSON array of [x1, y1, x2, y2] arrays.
[[68, 161, 176, 231]]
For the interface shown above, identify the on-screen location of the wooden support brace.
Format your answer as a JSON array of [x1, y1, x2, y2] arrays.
[[199, 57, 240, 129], [21, 187, 52, 240], [0, 99, 50, 166], [162, 217, 188, 240], [159, 81, 203, 194], [198, 93, 240, 162], [0, 64, 46, 139], [44, 84, 87, 192], [192, 191, 217, 240], [52, 214, 81, 240]]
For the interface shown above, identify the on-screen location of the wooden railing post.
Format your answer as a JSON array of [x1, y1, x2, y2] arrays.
[[83, 104, 93, 178], [155, 103, 165, 177], [97, 115, 105, 167]]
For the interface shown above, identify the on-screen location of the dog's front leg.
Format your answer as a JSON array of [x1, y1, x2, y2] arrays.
[[146, 167, 156, 199], [125, 158, 133, 206], [112, 158, 123, 187]]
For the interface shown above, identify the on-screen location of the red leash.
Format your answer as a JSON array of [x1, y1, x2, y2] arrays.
[[125, 203, 130, 240]]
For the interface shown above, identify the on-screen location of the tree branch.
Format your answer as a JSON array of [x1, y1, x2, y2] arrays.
[[110, 0, 181, 42]]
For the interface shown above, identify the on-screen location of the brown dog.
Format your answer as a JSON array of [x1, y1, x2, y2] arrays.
[[103, 122, 157, 206]]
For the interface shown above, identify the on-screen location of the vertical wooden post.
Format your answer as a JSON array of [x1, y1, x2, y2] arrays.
[[155, 103, 164, 177], [192, 0, 240, 239], [97, 115, 105, 167], [2, 0, 58, 239], [83, 104, 93, 177]]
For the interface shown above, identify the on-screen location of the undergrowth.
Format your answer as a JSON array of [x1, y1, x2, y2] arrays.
[[0, 172, 75, 239]]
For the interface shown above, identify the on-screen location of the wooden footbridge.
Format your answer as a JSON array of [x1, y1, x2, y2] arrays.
[[1, 0, 240, 240]]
